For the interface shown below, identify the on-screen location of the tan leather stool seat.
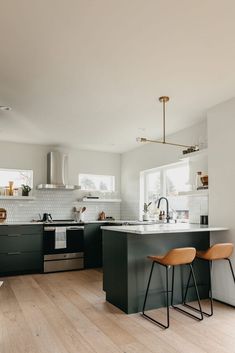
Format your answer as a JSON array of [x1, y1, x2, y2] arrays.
[[148, 247, 196, 266], [197, 243, 234, 261]]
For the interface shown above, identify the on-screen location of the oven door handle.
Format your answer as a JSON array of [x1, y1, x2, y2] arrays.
[[66, 226, 84, 230], [44, 227, 56, 231]]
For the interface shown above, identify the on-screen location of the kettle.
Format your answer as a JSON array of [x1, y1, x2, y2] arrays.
[[42, 213, 52, 222]]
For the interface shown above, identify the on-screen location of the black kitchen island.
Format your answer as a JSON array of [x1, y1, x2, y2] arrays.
[[102, 224, 228, 314]]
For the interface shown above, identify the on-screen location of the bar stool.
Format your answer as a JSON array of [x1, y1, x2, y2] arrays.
[[142, 247, 203, 329], [183, 243, 235, 317]]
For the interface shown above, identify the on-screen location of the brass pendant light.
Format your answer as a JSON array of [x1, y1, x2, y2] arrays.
[[136, 96, 199, 153]]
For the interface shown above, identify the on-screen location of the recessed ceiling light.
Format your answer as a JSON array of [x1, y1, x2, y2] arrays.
[[0, 106, 12, 111]]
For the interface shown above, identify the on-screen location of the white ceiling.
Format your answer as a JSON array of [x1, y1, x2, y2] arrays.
[[0, 0, 235, 153]]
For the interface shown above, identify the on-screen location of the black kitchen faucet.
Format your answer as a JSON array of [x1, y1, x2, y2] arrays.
[[157, 197, 170, 223]]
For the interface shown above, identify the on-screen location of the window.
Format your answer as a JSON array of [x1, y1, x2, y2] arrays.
[[78, 173, 115, 192], [145, 171, 161, 203], [0, 169, 33, 188], [140, 161, 190, 220], [165, 163, 190, 196], [142, 161, 190, 203]]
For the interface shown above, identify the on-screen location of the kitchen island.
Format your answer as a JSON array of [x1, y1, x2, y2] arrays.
[[101, 223, 228, 314]]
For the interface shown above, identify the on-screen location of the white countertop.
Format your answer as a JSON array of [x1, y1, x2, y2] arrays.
[[0, 222, 43, 226], [0, 220, 157, 226], [101, 223, 229, 234]]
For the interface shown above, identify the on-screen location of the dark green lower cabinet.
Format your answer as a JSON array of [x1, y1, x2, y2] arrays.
[[84, 224, 102, 268], [0, 252, 42, 275], [0, 225, 43, 276]]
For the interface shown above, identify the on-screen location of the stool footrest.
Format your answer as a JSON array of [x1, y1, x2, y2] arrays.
[[182, 302, 213, 317], [172, 304, 203, 321], [142, 313, 169, 329]]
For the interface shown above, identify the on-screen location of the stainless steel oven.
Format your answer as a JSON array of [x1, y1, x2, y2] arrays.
[[43, 222, 84, 273]]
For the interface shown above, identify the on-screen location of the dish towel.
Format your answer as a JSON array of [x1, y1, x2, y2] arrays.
[[55, 227, 67, 249]]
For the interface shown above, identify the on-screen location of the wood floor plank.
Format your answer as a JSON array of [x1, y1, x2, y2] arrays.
[[0, 278, 41, 353], [1, 270, 235, 353], [33, 274, 125, 353]]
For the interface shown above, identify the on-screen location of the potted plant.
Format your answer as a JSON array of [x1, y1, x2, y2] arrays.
[[143, 202, 152, 221], [21, 184, 31, 196]]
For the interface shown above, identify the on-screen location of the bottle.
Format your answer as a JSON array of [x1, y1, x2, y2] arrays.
[[195, 172, 202, 190], [9, 181, 14, 196]]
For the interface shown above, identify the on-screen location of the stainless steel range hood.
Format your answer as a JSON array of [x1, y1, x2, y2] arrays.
[[37, 152, 80, 190]]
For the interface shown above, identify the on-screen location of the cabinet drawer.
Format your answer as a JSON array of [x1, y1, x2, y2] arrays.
[[0, 225, 43, 236], [0, 251, 42, 275], [0, 233, 42, 253]]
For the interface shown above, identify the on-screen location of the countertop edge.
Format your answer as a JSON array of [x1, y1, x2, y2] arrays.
[[101, 225, 229, 234]]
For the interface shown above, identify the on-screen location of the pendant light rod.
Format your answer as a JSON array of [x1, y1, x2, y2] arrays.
[[136, 95, 199, 152], [159, 96, 169, 143]]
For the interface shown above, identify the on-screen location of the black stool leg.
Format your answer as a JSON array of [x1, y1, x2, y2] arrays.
[[142, 262, 170, 329], [208, 260, 213, 316], [172, 264, 203, 321], [142, 262, 155, 314], [171, 266, 175, 306], [183, 259, 212, 317], [227, 258, 235, 284]]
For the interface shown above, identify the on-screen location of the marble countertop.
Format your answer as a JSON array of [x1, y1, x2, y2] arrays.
[[101, 223, 229, 234]]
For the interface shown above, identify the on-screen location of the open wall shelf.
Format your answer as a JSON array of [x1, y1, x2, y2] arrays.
[[78, 198, 122, 203], [0, 196, 35, 200]]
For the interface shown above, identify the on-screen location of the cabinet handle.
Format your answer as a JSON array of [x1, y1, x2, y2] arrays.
[[7, 252, 21, 255], [8, 234, 21, 237]]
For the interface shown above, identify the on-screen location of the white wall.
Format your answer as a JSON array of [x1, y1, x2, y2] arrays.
[[0, 141, 121, 221], [121, 120, 207, 219], [207, 98, 235, 305], [0, 141, 121, 191]]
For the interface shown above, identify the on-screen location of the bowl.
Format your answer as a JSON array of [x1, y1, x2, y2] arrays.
[[0, 208, 7, 223], [200, 175, 208, 186]]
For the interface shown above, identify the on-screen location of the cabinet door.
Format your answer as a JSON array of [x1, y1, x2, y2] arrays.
[[0, 225, 43, 276], [84, 224, 102, 268], [0, 233, 42, 253], [0, 225, 43, 236], [0, 252, 42, 275]]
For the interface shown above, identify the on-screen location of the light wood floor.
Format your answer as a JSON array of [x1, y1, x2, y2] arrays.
[[0, 269, 235, 353]]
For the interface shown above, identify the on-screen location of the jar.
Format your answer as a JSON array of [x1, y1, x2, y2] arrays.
[[195, 172, 202, 190]]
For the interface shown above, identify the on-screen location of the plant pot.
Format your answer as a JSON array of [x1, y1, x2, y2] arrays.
[[22, 190, 29, 197], [143, 213, 150, 221]]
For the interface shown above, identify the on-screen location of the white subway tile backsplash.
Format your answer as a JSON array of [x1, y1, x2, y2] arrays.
[[0, 190, 120, 222], [0, 190, 207, 224], [121, 196, 209, 223], [188, 196, 208, 224]]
